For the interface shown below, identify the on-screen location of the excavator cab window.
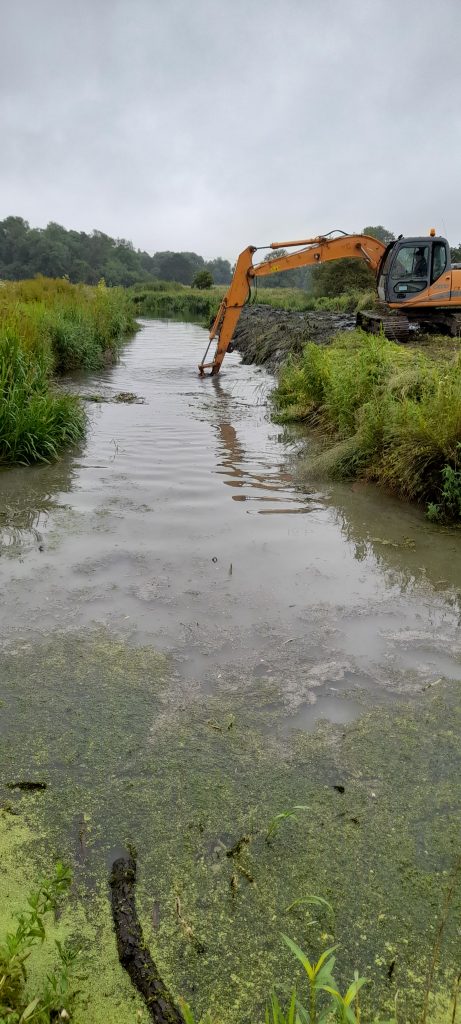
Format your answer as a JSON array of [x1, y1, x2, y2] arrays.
[[388, 243, 429, 300], [431, 241, 448, 283]]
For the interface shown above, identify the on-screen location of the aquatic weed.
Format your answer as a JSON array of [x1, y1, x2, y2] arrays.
[[0, 862, 77, 1023], [266, 806, 309, 842]]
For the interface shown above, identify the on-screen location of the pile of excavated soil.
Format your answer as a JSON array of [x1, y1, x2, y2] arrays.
[[233, 304, 356, 368]]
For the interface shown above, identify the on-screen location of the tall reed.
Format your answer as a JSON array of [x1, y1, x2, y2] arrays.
[[274, 330, 461, 520], [0, 276, 136, 465]]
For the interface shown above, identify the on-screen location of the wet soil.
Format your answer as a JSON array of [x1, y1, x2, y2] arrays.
[[233, 304, 356, 367], [0, 319, 460, 1023]]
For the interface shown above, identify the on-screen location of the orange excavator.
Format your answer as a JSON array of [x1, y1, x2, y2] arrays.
[[198, 230, 461, 375]]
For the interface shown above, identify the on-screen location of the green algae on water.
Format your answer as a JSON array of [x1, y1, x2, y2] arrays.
[[1, 628, 460, 1022]]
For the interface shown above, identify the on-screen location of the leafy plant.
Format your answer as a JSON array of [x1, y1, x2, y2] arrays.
[[283, 936, 339, 1023], [265, 990, 299, 1023], [266, 806, 309, 841], [426, 445, 461, 522], [178, 998, 213, 1024], [323, 971, 367, 1024], [0, 862, 77, 1023]]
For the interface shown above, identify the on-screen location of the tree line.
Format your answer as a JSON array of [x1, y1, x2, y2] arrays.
[[0, 217, 232, 287], [255, 226, 392, 293], [1, 217, 460, 295]]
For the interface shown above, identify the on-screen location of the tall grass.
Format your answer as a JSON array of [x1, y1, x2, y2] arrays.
[[274, 330, 461, 520], [129, 283, 377, 322], [250, 286, 377, 313], [130, 282, 222, 321], [0, 276, 136, 465]]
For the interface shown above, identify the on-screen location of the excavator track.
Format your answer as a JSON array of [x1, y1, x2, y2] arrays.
[[431, 312, 461, 337], [356, 310, 410, 343]]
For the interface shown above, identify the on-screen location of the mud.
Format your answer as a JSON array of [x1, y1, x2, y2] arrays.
[[233, 304, 356, 367]]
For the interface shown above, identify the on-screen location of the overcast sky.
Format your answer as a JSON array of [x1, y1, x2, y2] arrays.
[[2, 0, 461, 261]]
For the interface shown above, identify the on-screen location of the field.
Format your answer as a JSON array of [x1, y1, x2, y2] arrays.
[[0, 277, 136, 465]]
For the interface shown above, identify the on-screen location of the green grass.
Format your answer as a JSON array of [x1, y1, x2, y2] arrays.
[[274, 330, 461, 521], [129, 282, 378, 322], [130, 281, 222, 322], [0, 277, 136, 466], [249, 286, 377, 313]]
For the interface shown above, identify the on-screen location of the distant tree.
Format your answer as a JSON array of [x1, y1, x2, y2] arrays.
[[451, 243, 461, 263], [0, 216, 30, 277], [0, 215, 233, 288], [154, 252, 197, 284], [362, 224, 395, 244], [258, 249, 287, 288], [257, 249, 310, 290], [34, 238, 70, 278], [309, 226, 395, 297], [181, 252, 205, 276], [70, 258, 96, 283], [311, 259, 374, 297], [192, 270, 213, 289], [205, 257, 232, 284]]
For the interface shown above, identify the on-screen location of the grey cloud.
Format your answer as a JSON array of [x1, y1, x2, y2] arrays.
[[2, 0, 461, 261]]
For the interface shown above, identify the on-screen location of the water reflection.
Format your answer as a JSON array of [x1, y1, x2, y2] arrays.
[[210, 377, 320, 514], [208, 371, 461, 614], [1, 317, 460, 690], [0, 451, 80, 555], [326, 482, 461, 612]]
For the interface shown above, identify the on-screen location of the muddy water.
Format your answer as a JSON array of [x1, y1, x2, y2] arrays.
[[1, 320, 461, 1023], [1, 319, 461, 713]]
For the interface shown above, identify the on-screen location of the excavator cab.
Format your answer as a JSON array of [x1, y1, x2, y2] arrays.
[[378, 236, 450, 304]]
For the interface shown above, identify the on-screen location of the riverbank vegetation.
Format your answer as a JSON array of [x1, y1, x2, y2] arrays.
[[251, 286, 377, 312], [0, 277, 135, 465], [0, 862, 76, 1023], [130, 279, 222, 321], [3, 216, 460, 298], [274, 330, 461, 521], [130, 281, 378, 322]]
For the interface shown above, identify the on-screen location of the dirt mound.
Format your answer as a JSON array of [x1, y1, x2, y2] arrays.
[[233, 304, 356, 368]]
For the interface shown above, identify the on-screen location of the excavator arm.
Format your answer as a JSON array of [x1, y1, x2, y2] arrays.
[[198, 233, 387, 376]]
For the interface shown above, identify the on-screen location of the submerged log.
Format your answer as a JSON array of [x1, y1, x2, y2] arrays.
[[109, 855, 185, 1024]]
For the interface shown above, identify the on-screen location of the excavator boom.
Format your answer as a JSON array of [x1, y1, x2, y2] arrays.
[[198, 234, 386, 375], [198, 230, 461, 375]]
